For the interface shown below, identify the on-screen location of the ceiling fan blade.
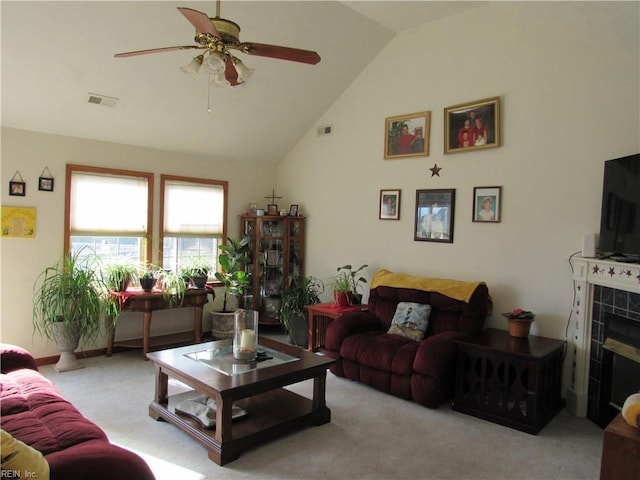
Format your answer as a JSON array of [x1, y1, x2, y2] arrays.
[[114, 46, 202, 58], [242, 43, 321, 65], [177, 7, 220, 38], [224, 57, 241, 87]]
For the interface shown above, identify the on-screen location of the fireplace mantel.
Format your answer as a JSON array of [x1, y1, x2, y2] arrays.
[[568, 256, 640, 416]]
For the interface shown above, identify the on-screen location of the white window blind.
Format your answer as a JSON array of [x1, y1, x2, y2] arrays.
[[70, 172, 148, 234], [163, 181, 224, 235]]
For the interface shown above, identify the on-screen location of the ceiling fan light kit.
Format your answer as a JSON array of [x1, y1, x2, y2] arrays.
[[115, 3, 319, 90]]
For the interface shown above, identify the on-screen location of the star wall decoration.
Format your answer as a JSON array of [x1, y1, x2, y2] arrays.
[[429, 164, 442, 177]]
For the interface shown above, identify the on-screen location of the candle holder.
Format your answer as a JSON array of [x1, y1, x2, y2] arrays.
[[233, 309, 258, 361]]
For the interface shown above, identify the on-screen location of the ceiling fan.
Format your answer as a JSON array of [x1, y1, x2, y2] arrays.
[[114, 1, 321, 87]]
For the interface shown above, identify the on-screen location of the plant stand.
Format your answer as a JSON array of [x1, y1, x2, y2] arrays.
[[52, 322, 83, 372]]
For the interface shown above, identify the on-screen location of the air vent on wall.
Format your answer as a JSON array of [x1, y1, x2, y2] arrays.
[[317, 124, 333, 136], [87, 93, 119, 107]]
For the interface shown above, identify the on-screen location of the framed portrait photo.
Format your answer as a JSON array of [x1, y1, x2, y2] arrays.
[[9, 181, 25, 197], [444, 96, 500, 154], [289, 204, 299, 216], [414, 189, 456, 243], [38, 177, 54, 192], [379, 189, 401, 220], [384, 111, 431, 159], [473, 186, 502, 223]]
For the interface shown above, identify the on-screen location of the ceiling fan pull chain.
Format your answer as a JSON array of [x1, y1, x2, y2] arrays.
[[207, 76, 212, 113]]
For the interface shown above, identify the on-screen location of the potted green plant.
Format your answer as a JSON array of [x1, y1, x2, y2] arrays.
[[211, 235, 251, 339], [139, 266, 158, 292], [337, 264, 368, 304], [329, 270, 352, 307], [280, 275, 324, 346], [502, 308, 535, 338], [158, 270, 187, 307], [104, 262, 139, 292], [182, 257, 212, 289], [32, 249, 115, 372]]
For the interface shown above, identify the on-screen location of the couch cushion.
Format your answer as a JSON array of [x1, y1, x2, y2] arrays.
[[340, 332, 419, 375], [1, 369, 107, 455], [387, 302, 431, 341]]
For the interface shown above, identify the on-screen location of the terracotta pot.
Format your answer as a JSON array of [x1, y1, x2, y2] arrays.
[[507, 318, 533, 338]]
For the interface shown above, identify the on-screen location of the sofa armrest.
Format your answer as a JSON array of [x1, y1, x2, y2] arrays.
[[0, 344, 38, 373], [325, 311, 382, 353], [412, 331, 466, 378]]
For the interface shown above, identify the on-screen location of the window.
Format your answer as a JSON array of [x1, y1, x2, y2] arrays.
[[160, 175, 227, 275], [65, 165, 153, 266]]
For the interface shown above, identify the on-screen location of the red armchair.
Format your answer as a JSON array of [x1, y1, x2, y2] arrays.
[[324, 270, 491, 408]]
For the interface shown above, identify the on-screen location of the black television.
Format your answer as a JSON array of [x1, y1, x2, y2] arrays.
[[598, 153, 640, 262]]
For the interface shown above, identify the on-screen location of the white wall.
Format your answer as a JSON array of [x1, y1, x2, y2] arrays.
[[277, 1, 640, 346], [0, 128, 275, 357]]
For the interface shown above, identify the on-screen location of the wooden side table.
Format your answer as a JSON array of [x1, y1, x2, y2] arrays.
[[305, 303, 368, 352], [107, 289, 210, 358], [452, 328, 565, 434]]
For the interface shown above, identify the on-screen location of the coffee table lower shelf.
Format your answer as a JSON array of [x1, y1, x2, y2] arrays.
[[150, 388, 330, 465]]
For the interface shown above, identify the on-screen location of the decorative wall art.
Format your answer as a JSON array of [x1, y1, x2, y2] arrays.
[[444, 96, 500, 154], [379, 189, 401, 220], [38, 167, 54, 192], [414, 189, 456, 243], [384, 111, 431, 159], [9, 171, 25, 196], [473, 186, 502, 223], [1, 206, 36, 238]]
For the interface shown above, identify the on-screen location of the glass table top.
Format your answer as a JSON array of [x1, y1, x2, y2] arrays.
[[185, 344, 300, 376]]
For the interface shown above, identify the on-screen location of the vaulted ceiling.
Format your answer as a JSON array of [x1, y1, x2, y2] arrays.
[[1, 1, 482, 164]]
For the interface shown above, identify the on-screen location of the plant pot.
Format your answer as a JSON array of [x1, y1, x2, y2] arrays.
[[210, 311, 236, 340], [51, 322, 83, 372], [286, 312, 309, 347], [507, 318, 533, 338], [140, 277, 155, 292], [190, 275, 208, 289], [333, 291, 351, 307]]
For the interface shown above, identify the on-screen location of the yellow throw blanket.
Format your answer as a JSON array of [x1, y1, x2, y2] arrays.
[[370, 269, 485, 303]]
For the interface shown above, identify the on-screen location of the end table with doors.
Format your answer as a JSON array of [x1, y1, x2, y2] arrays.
[[452, 328, 565, 434], [305, 303, 368, 352]]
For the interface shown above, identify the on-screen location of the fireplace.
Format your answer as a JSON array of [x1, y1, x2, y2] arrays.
[[588, 300, 640, 427], [568, 257, 640, 420]]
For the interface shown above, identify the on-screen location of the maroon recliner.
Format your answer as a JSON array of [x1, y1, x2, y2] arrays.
[[324, 270, 491, 408]]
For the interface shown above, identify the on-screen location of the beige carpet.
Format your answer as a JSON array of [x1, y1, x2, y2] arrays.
[[40, 344, 603, 480]]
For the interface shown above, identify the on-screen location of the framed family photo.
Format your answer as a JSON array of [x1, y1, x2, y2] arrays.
[[473, 186, 502, 223], [38, 177, 54, 192], [384, 111, 431, 159], [379, 189, 401, 220], [414, 189, 456, 243], [289, 204, 299, 216], [444, 96, 500, 154], [9, 181, 25, 197]]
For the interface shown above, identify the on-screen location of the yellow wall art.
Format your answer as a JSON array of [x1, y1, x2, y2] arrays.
[[1, 206, 36, 238]]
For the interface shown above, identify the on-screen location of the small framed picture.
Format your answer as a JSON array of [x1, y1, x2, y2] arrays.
[[444, 96, 500, 154], [473, 186, 502, 223], [384, 111, 431, 159], [267, 204, 278, 215], [9, 181, 26, 197], [38, 177, 54, 192], [289, 204, 299, 216], [414, 189, 456, 243], [379, 189, 401, 220]]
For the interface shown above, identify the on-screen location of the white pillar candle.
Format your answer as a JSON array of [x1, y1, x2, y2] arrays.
[[240, 329, 256, 350]]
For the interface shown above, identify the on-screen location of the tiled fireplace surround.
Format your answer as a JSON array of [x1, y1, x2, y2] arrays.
[[569, 256, 640, 420]]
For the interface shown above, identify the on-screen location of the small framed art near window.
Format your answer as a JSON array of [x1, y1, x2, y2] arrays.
[[444, 96, 500, 154], [384, 111, 431, 159], [473, 186, 502, 223], [379, 189, 401, 220], [414, 189, 455, 243]]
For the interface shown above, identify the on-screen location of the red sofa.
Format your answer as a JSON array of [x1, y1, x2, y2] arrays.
[[0, 343, 155, 480], [325, 270, 491, 408]]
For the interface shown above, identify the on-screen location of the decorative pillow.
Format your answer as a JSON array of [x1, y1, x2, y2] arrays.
[[1, 429, 50, 480], [622, 392, 640, 429], [387, 302, 431, 341]]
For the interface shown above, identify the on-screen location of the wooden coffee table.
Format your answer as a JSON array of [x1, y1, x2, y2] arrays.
[[146, 336, 335, 465]]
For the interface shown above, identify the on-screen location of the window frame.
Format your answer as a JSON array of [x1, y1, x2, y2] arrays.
[[159, 174, 228, 274], [64, 164, 154, 263]]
